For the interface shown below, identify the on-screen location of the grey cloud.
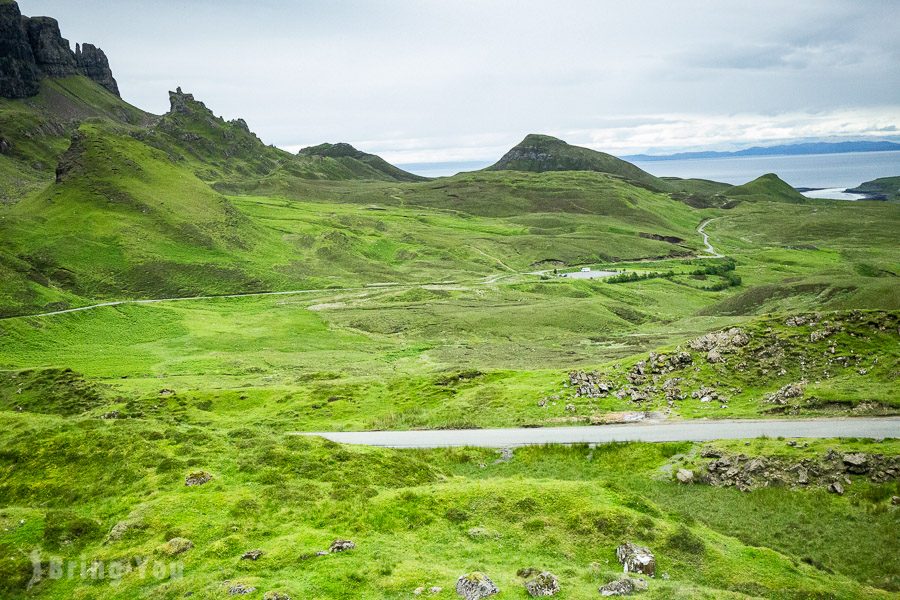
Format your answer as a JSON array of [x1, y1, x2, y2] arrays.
[[17, 0, 900, 160]]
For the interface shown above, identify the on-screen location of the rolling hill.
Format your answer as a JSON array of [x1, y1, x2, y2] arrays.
[[724, 173, 808, 203], [486, 133, 671, 191], [846, 176, 900, 201]]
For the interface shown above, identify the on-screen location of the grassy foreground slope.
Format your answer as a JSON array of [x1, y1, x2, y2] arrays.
[[0, 411, 897, 599]]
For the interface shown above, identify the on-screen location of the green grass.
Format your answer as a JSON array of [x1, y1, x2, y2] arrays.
[[1, 69, 899, 600], [0, 414, 896, 598]]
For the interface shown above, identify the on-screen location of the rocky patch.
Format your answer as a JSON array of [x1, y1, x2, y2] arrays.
[[616, 542, 655, 576], [599, 576, 648, 596], [185, 471, 212, 486], [521, 570, 560, 597], [158, 537, 193, 556], [329, 539, 356, 553], [691, 449, 899, 492], [456, 572, 499, 600], [765, 382, 804, 405]]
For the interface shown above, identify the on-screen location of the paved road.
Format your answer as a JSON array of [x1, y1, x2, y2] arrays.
[[293, 417, 900, 448], [698, 218, 723, 258], [3, 217, 730, 321]]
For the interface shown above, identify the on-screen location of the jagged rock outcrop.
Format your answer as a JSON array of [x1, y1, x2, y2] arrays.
[[0, 1, 120, 99], [75, 43, 119, 95], [0, 1, 41, 98], [26, 17, 78, 77]]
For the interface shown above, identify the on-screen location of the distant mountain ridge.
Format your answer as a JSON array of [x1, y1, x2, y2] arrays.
[[624, 140, 900, 162]]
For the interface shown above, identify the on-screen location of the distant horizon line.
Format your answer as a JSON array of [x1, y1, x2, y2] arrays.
[[394, 139, 900, 170]]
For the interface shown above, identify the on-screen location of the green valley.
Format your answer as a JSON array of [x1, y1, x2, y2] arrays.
[[0, 1, 898, 598]]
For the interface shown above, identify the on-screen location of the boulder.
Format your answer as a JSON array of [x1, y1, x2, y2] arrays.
[[828, 481, 844, 495], [676, 469, 694, 484], [523, 571, 560, 597], [241, 549, 264, 560], [599, 576, 648, 596], [616, 542, 655, 576], [263, 592, 290, 600], [185, 470, 213, 486], [842, 453, 869, 474], [158, 537, 193, 556], [228, 583, 256, 595], [456, 572, 499, 600], [329, 539, 355, 553]]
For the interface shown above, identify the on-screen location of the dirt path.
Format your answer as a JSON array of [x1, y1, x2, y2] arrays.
[[3, 218, 728, 320]]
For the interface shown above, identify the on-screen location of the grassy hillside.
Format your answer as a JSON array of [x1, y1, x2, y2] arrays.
[[0, 122, 295, 314], [299, 142, 428, 182], [847, 176, 900, 201], [723, 173, 807, 204], [0, 76, 151, 202], [1, 41, 899, 600]]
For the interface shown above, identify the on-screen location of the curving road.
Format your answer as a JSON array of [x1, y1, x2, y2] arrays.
[[292, 417, 900, 448], [2, 217, 727, 321], [698, 218, 723, 258]]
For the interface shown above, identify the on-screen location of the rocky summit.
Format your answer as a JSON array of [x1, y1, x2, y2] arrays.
[[0, 1, 118, 98]]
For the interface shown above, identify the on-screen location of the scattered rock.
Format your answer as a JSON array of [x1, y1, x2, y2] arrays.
[[568, 371, 613, 398], [467, 526, 498, 540], [785, 316, 809, 327], [828, 481, 844, 495], [891, 496, 900, 506], [765, 382, 804, 405], [700, 451, 899, 491], [599, 576, 648, 596], [329, 539, 355, 553], [105, 521, 131, 543], [494, 448, 514, 464], [158, 537, 193, 556], [690, 327, 749, 355], [241, 549, 264, 560], [456, 572, 499, 600], [263, 592, 290, 600], [430, 587, 443, 594], [616, 542, 656, 576], [228, 583, 256, 595], [676, 469, 694, 484], [842, 453, 869, 474], [185, 471, 213, 486], [523, 571, 560, 597]]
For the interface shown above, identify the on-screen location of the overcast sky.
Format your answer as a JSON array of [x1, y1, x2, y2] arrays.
[[19, 0, 900, 166]]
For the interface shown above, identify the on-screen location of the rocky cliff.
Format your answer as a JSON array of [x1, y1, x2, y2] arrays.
[[0, 1, 119, 99]]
